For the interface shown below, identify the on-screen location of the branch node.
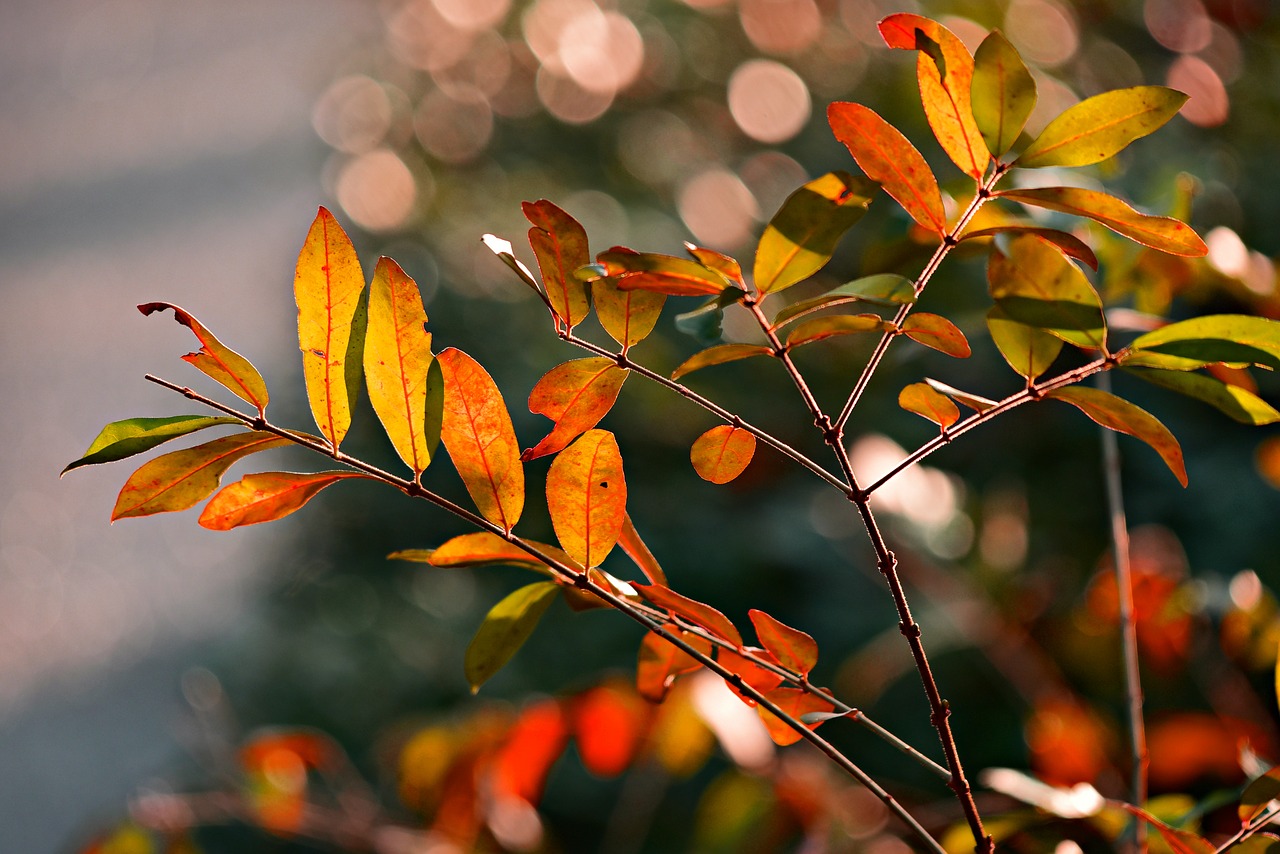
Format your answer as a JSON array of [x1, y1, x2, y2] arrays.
[[899, 622, 922, 639]]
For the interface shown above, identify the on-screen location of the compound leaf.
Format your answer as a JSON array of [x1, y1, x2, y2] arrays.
[[465, 580, 559, 691], [546, 429, 626, 568], [524, 358, 628, 461], [198, 471, 368, 530], [999, 186, 1206, 256], [63, 415, 238, 475], [690, 425, 756, 484], [1048, 386, 1187, 486], [1016, 86, 1188, 169], [138, 302, 270, 415]]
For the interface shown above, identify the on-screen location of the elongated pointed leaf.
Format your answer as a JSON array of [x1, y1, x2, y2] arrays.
[[1016, 86, 1189, 169], [618, 513, 667, 587], [481, 233, 545, 297], [999, 187, 1206, 256], [962, 226, 1098, 270], [880, 14, 988, 179], [1240, 767, 1280, 826], [753, 172, 876, 295], [899, 382, 960, 430], [829, 102, 947, 234], [111, 431, 290, 521], [901, 312, 971, 358], [971, 30, 1036, 157], [524, 200, 591, 328], [138, 303, 270, 414], [388, 532, 576, 575], [523, 358, 628, 461], [685, 243, 744, 286], [748, 609, 818, 676], [596, 251, 732, 297], [987, 305, 1064, 380], [775, 276, 917, 330], [364, 257, 435, 476], [671, 344, 772, 381], [786, 314, 888, 348], [465, 580, 559, 691], [1126, 368, 1280, 425], [690, 425, 756, 484], [1129, 315, 1280, 370], [294, 207, 365, 446], [437, 348, 525, 531], [988, 236, 1106, 350], [63, 415, 238, 475], [756, 687, 835, 746], [636, 584, 742, 646], [1118, 805, 1214, 854], [924, 378, 997, 413], [593, 248, 666, 348], [1048, 386, 1187, 486], [198, 470, 368, 530], [546, 429, 626, 568], [637, 624, 711, 702]]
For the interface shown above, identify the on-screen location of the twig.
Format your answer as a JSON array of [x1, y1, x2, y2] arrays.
[[1214, 803, 1280, 852]]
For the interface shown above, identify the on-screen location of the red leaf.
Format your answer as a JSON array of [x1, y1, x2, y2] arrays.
[[636, 584, 742, 646], [749, 609, 818, 676], [718, 646, 784, 706], [618, 513, 667, 586], [756, 687, 835, 746], [198, 470, 367, 530], [523, 358, 628, 461], [901, 312, 971, 358], [899, 382, 960, 430], [636, 624, 712, 703], [571, 682, 650, 778], [491, 700, 568, 805]]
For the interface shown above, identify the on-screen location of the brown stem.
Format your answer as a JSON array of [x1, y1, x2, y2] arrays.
[[1214, 803, 1280, 853]]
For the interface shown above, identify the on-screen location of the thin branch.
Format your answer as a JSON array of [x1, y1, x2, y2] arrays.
[[1214, 804, 1280, 853]]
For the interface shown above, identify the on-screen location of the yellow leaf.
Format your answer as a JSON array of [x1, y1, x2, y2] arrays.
[[138, 302, 270, 414], [547, 429, 626, 568]]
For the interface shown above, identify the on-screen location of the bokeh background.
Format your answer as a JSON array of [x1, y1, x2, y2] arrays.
[[4, 0, 1280, 851]]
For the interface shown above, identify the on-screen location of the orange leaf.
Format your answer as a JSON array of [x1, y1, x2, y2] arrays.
[[491, 700, 568, 805], [390, 531, 575, 573], [672, 344, 772, 381], [685, 243, 744, 285], [756, 687, 835, 746], [524, 200, 591, 328], [636, 584, 742, 646], [828, 102, 946, 233], [899, 382, 960, 430], [546, 429, 626, 567], [571, 682, 650, 778], [998, 186, 1207, 257], [690, 425, 756, 484], [138, 302, 270, 415], [597, 250, 733, 296], [1025, 699, 1113, 786], [718, 646, 785, 706], [293, 206, 365, 447], [365, 257, 436, 476], [592, 247, 666, 348], [198, 471, 367, 530], [111, 432, 290, 521], [749, 609, 818, 676], [618, 513, 667, 586], [438, 348, 525, 531], [879, 13, 988, 179], [785, 314, 888, 348], [901, 312, 971, 358], [523, 358, 628, 461], [1047, 386, 1187, 486], [636, 624, 712, 703]]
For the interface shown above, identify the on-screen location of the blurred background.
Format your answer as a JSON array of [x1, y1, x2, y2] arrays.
[[5, 0, 1280, 851]]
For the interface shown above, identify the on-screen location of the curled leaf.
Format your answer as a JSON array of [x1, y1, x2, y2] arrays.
[[1015, 86, 1189, 169], [618, 514, 667, 587], [198, 471, 368, 530], [524, 200, 591, 328], [465, 581, 560, 691], [756, 687, 835, 746], [481, 233, 544, 297], [139, 302, 270, 414], [998, 187, 1206, 256], [63, 415, 238, 475], [1048, 386, 1187, 486], [524, 358, 628, 461], [924, 378, 997, 413], [899, 382, 960, 430], [690, 425, 756, 484], [546, 429, 626, 568], [901, 312, 971, 358], [672, 344, 772, 381], [685, 243, 744, 286]]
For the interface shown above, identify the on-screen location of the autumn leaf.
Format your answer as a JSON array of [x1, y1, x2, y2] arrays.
[[637, 625, 711, 702], [988, 235, 1106, 350], [829, 102, 947, 234], [437, 348, 525, 532], [899, 382, 960, 430], [293, 206, 366, 447], [1015, 86, 1189, 169], [900, 312, 971, 358], [1118, 804, 1214, 854], [690, 425, 756, 485], [636, 584, 742, 646], [1240, 767, 1280, 827], [987, 305, 1064, 380], [749, 609, 818, 676], [524, 199, 591, 328], [618, 513, 667, 586], [1048, 386, 1187, 486], [465, 580, 559, 691], [685, 243, 744, 286], [546, 429, 626, 568], [523, 358, 628, 461], [773, 275, 915, 327], [999, 186, 1206, 256], [671, 344, 772, 381], [198, 471, 368, 530], [753, 172, 876, 295], [924, 378, 997, 413], [481, 233, 545, 298], [491, 701, 568, 805], [756, 686, 835, 746], [111, 431, 290, 521], [592, 247, 666, 348], [673, 287, 749, 343], [388, 531, 576, 575], [1126, 368, 1280, 425], [63, 415, 238, 475], [970, 30, 1036, 157], [718, 646, 785, 706], [595, 250, 733, 296], [138, 302, 270, 415], [1127, 315, 1280, 371], [961, 225, 1098, 270], [786, 314, 889, 348], [571, 682, 650, 778]]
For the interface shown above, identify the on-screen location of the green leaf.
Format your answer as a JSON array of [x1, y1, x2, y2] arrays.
[[1129, 315, 1280, 371], [596, 251, 733, 297], [901, 313, 971, 358], [1126, 368, 1280, 425], [753, 171, 876, 295], [773, 275, 915, 326], [464, 580, 560, 691], [1047, 386, 1187, 486], [924, 378, 997, 412], [63, 415, 238, 475], [673, 287, 748, 343], [961, 225, 1098, 271], [998, 186, 1206, 256], [786, 314, 888, 348], [1240, 767, 1280, 826], [971, 30, 1036, 158], [1015, 86, 1189, 169], [671, 344, 772, 381], [138, 302, 271, 415], [198, 471, 368, 530], [987, 306, 1064, 380], [988, 235, 1106, 350], [593, 246, 666, 348], [899, 382, 960, 430]]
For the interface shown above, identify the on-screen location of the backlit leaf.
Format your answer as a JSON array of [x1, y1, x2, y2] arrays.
[[465, 580, 559, 691], [571, 682, 650, 778], [546, 429, 626, 568], [988, 235, 1106, 350], [1118, 805, 1214, 854], [524, 199, 591, 328], [198, 471, 368, 530], [388, 531, 576, 575], [999, 186, 1206, 256], [63, 415, 238, 475], [756, 687, 835, 746], [636, 584, 742, 646], [880, 14, 988, 179], [1127, 368, 1280, 425], [597, 250, 732, 297], [773, 275, 916, 327], [749, 609, 818, 676], [685, 243, 744, 286], [901, 312, 971, 358], [971, 30, 1036, 157], [523, 358, 628, 461], [924, 378, 997, 413], [593, 247, 666, 348], [786, 314, 889, 348], [672, 344, 772, 381], [491, 700, 568, 805], [690, 425, 756, 484], [829, 102, 947, 234], [481, 233, 545, 298], [899, 382, 960, 430], [962, 225, 1098, 270], [1015, 86, 1189, 169], [987, 305, 1064, 380], [753, 171, 876, 295], [1240, 767, 1280, 826], [111, 431, 289, 521], [293, 206, 365, 446], [1129, 315, 1280, 371], [138, 302, 270, 414], [1048, 386, 1187, 486], [438, 348, 525, 532], [718, 646, 785, 706], [365, 257, 436, 476], [637, 624, 712, 702], [618, 514, 667, 587]]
